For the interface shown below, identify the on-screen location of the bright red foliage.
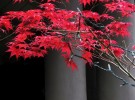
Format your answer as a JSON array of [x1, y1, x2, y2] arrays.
[[105, 1, 135, 17], [105, 21, 131, 37], [0, 0, 135, 70], [0, 16, 13, 31], [111, 47, 124, 58]]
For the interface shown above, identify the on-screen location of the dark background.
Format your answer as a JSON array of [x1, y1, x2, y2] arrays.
[[0, 56, 45, 99], [0, 0, 45, 99]]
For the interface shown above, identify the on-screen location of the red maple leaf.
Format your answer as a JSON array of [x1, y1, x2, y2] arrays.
[[106, 21, 131, 37], [14, 34, 27, 42], [82, 51, 92, 63], [0, 16, 13, 31], [7, 44, 21, 59], [61, 43, 71, 57], [65, 59, 77, 71], [110, 47, 124, 58]]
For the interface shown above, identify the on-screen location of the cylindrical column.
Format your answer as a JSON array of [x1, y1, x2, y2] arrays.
[[45, 1, 87, 100], [97, 0, 135, 100], [45, 50, 87, 100]]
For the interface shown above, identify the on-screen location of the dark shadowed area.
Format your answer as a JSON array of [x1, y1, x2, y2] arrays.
[[0, 0, 45, 99]]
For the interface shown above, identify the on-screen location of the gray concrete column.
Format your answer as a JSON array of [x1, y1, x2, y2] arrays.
[[45, 50, 87, 100], [97, 62, 132, 100], [45, 1, 87, 100], [97, 0, 135, 100]]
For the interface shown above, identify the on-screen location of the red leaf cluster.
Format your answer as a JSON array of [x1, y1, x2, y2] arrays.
[[0, 0, 134, 70]]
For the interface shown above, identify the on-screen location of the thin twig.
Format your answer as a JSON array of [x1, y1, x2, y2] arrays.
[[94, 63, 135, 87], [0, 32, 15, 42]]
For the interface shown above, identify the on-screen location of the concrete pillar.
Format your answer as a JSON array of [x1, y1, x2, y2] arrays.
[[45, 50, 87, 100], [45, 1, 87, 100], [97, 62, 132, 100], [97, 0, 135, 100]]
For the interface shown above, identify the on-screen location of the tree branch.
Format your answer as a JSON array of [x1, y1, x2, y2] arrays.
[[94, 63, 135, 87]]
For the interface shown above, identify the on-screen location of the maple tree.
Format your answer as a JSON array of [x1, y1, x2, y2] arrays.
[[1, 0, 135, 84]]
